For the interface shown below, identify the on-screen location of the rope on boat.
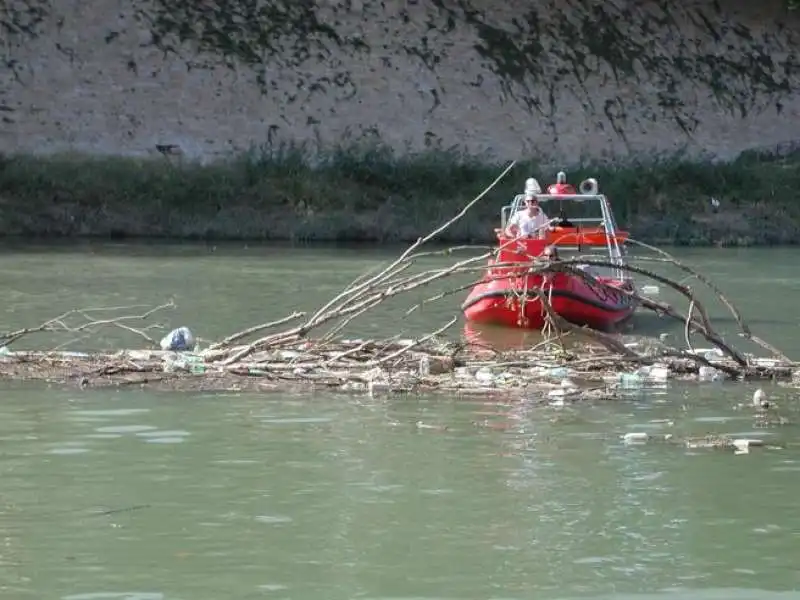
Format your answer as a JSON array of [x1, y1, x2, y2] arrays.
[[541, 273, 555, 341], [518, 271, 530, 328]]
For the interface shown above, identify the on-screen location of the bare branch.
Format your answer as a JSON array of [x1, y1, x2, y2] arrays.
[[1, 301, 175, 348], [377, 316, 458, 365]]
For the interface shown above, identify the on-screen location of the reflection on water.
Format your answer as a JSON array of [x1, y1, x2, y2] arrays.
[[462, 313, 664, 352], [462, 321, 544, 351], [0, 382, 798, 599], [553, 591, 800, 600]]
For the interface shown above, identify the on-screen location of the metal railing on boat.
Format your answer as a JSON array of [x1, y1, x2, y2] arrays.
[[498, 192, 629, 282]]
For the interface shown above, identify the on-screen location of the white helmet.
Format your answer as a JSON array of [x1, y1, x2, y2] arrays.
[[524, 177, 541, 198]]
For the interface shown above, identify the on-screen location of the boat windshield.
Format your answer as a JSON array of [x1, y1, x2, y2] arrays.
[[498, 178, 629, 282], [501, 192, 618, 232]]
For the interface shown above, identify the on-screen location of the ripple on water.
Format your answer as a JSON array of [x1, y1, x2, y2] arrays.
[[693, 416, 747, 424], [48, 447, 91, 455], [259, 417, 333, 424], [553, 590, 800, 600], [62, 593, 163, 600], [95, 425, 157, 434], [72, 409, 151, 418], [47, 440, 91, 455], [143, 437, 186, 444], [257, 584, 288, 591], [752, 524, 782, 534], [356, 597, 465, 600], [565, 432, 609, 440], [254, 515, 292, 524], [118, 429, 193, 444], [135, 430, 191, 438], [350, 483, 404, 492], [573, 555, 622, 565], [727, 431, 776, 439]]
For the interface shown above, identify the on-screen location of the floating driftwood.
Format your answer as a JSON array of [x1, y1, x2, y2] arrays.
[[1, 161, 797, 396], [1, 336, 786, 395]]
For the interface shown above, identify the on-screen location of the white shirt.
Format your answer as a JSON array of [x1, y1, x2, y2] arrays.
[[506, 207, 550, 237]]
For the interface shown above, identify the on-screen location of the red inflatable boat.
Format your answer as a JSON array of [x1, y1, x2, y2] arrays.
[[461, 176, 638, 332]]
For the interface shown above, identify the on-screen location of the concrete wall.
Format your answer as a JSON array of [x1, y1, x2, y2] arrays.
[[2, 0, 799, 163]]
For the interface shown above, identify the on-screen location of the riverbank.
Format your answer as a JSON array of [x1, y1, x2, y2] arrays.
[[2, 145, 800, 246]]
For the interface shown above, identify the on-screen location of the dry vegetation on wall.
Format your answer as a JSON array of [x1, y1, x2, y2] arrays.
[[3, 0, 800, 162], [2, 144, 800, 245], [135, 0, 796, 120], [2, 0, 800, 245]]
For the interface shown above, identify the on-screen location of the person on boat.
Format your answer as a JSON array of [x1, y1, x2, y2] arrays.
[[547, 171, 577, 195], [505, 194, 553, 238]]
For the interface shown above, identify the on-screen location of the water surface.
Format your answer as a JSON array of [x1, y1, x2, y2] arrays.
[[0, 242, 799, 599]]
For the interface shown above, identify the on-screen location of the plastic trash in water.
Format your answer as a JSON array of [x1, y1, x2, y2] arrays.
[[474, 368, 494, 384], [162, 356, 188, 373], [183, 354, 205, 374], [454, 366, 471, 378], [698, 365, 723, 382], [617, 372, 643, 388], [752, 357, 779, 368], [732, 438, 764, 455], [753, 388, 769, 408], [418, 355, 431, 377], [690, 347, 724, 361], [637, 364, 670, 382], [544, 366, 570, 379], [548, 379, 579, 397], [160, 326, 196, 352], [640, 285, 660, 296], [732, 439, 750, 455], [622, 432, 650, 444], [161, 352, 204, 374], [125, 350, 153, 361]]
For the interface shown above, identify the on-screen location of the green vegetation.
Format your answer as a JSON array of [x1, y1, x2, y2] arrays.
[[1, 144, 800, 246]]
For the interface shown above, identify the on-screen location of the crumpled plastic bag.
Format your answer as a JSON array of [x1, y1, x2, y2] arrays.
[[159, 326, 196, 352]]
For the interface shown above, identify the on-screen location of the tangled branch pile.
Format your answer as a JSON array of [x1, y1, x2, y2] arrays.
[[1, 161, 797, 397]]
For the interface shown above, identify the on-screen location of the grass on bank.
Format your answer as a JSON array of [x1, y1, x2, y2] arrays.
[[1, 144, 800, 245]]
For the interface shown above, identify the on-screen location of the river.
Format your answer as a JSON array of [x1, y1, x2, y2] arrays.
[[1, 241, 799, 600]]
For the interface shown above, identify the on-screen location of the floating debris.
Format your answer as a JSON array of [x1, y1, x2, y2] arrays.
[[0, 166, 795, 397]]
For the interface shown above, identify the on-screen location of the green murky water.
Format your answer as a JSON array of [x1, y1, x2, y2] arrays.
[[1, 241, 799, 599]]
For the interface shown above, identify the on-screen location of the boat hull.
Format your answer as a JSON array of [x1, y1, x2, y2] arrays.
[[462, 270, 637, 332]]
